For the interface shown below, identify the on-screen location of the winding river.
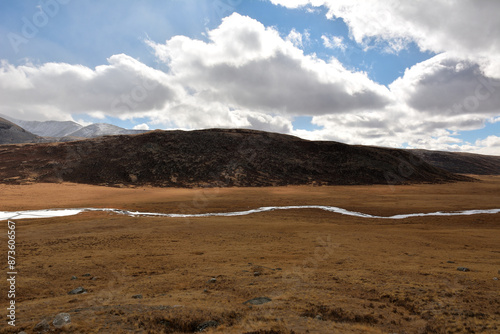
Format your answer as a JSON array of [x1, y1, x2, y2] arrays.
[[1, 206, 500, 221]]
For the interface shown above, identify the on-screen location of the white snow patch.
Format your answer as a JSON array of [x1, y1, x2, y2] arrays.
[[1, 206, 499, 222]]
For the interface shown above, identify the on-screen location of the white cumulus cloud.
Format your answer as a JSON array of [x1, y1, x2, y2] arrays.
[[1, 10, 499, 155], [286, 29, 304, 48], [321, 34, 346, 51], [269, 0, 500, 78], [148, 13, 391, 116], [0, 55, 178, 121], [133, 123, 150, 130], [390, 53, 500, 117]]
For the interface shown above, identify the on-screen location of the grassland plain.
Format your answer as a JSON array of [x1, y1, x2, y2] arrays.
[[1, 177, 500, 333]]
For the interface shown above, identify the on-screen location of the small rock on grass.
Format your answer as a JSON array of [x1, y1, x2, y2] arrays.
[[457, 267, 470, 272], [53, 313, 71, 328], [196, 320, 218, 332], [243, 297, 272, 305], [71, 276, 77, 280], [68, 287, 87, 295], [132, 294, 143, 299], [33, 319, 50, 333], [207, 278, 217, 283]]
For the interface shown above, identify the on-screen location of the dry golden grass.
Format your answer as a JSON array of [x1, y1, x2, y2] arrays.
[[1, 177, 500, 333]]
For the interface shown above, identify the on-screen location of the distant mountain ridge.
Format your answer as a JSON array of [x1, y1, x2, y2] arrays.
[[0, 117, 45, 144], [1, 115, 147, 139], [68, 123, 146, 138], [8, 118, 83, 137], [410, 149, 500, 175]]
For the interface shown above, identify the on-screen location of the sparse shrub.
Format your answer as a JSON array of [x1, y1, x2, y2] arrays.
[[301, 304, 378, 325], [243, 330, 296, 334], [128, 308, 242, 333]]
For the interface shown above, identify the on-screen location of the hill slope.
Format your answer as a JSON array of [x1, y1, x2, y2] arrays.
[[410, 149, 500, 175], [0, 117, 45, 144], [0, 129, 471, 186]]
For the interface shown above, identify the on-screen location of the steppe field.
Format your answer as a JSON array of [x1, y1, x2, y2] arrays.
[[1, 177, 500, 333]]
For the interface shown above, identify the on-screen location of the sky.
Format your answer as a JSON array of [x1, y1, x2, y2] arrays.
[[0, 0, 499, 155]]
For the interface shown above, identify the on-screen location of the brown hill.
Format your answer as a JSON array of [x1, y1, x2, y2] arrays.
[[0, 129, 471, 186], [0, 117, 45, 144], [410, 149, 500, 175]]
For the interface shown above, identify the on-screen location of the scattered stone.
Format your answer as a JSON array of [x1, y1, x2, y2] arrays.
[[315, 314, 323, 321], [18, 331, 27, 334], [68, 287, 87, 295], [91, 276, 98, 281], [203, 289, 208, 293], [447, 261, 455, 263], [82, 273, 91, 277], [494, 277, 498, 281], [243, 297, 272, 305], [207, 278, 217, 283], [421, 310, 434, 320], [275, 268, 282, 271], [457, 267, 470, 272], [196, 320, 218, 332], [53, 313, 71, 328], [71, 276, 77, 280], [33, 319, 50, 333], [132, 294, 143, 299], [254, 271, 261, 276]]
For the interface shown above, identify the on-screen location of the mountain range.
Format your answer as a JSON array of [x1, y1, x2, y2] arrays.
[[0, 128, 472, 187], [0, 114, 147, 139], [0, 117, 45, 144], [6, 118, 83, 137], [1, 116, 499, 187]]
